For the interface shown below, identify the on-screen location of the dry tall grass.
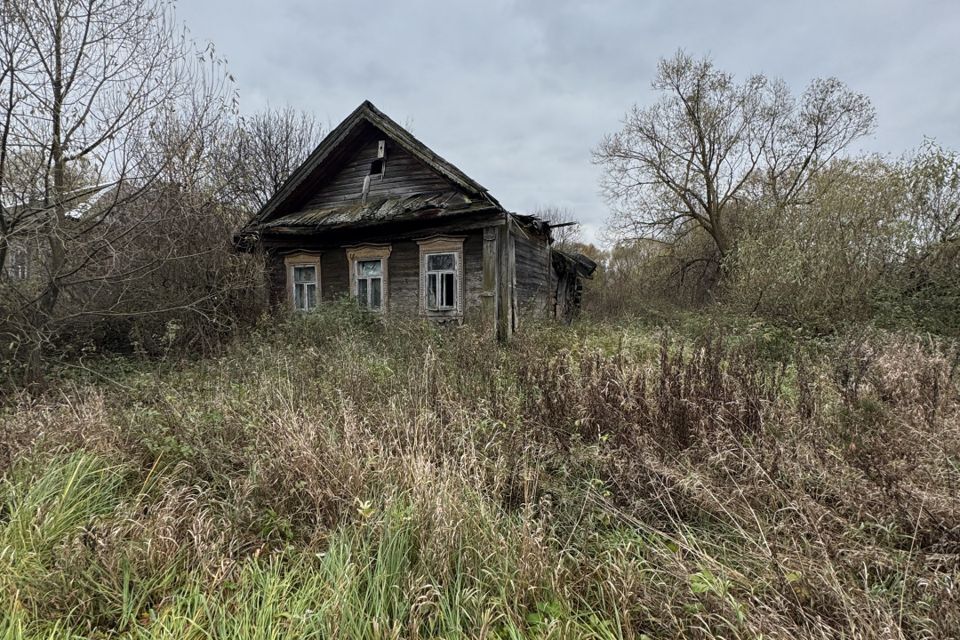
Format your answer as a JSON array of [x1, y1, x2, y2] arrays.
[[1, 307, 958, 638]]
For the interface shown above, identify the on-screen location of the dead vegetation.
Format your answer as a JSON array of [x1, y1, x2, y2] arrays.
[[1, 307, 958, 638]]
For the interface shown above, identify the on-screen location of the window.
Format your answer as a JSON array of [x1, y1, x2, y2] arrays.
[[417, 236, 465, 318], [8, 246, 28, 280], [426, 253, 457, 310], [355, 259, 383, 310], [346, 245, 391, 312], [293, 265, 318, 311], [284, 253, 322, 312]]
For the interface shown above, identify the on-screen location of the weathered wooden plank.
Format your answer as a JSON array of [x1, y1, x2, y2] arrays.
[[387, 240, 420, 316], [321, 248, 349, 300], [513, 229, 552, 319], [497, 215, 512, 341], [261, 212, 504, 249], [261, 229, 490, 317], [464, 231, 484, 312], [306, 125, 454, 210], [482, 225, 498, 337]]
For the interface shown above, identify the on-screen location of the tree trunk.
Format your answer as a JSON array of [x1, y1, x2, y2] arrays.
[[25, 7, 67, 387]]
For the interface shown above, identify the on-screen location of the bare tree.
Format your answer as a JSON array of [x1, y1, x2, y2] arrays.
[[0, 0, 235, 382], [594, 50, 875, 264], [229, 106, 324, 213], [534, 205, 581, 249]]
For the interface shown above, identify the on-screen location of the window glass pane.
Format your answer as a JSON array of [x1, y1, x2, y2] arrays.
[[427, 273, 438, 310], [294, 283, 304, 310], [370, 278, 381, 310], [427, 253, 454, 271], [10, 248, 27, 280], [358, 278, 368, 305], [359, 259, 382, 277], [306, 283, 316, 310], [294, 265, 315, 284], [442, 272, 455, 307]]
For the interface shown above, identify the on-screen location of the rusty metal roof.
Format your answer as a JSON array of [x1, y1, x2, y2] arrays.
[[260, 190, 498, 231]]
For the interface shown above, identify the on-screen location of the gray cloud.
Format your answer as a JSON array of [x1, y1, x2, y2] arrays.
[[179, 0, 960, 245]]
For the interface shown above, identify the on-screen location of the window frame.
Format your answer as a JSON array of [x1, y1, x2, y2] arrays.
[[425, 252, 458, 311], [8, 245, 28, 280], [417, 236, 465, 319], [346, 244, 392, 313], [355, 258, 384, 311], [284, 252, 322, 312]]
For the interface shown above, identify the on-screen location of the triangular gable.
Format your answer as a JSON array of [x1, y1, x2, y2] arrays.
[[245, 101, 503, 230]]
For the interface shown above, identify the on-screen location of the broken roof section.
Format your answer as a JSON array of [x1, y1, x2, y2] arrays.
[[242, 100, 505, 234], [552, 249, 598, 279], [261, 190, 499, 233]]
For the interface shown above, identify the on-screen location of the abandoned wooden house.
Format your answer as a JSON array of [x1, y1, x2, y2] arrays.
[[1, 185, 109, 284], [234, 101, 595, 339]]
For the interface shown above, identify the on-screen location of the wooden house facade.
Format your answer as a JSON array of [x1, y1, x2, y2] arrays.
[[234, 101, 594, 339]]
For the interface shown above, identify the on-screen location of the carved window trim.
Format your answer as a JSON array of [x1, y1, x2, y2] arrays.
[[345, 244, 392, 312], [416, 236, 465, 319], [284, 252, 322, 312]]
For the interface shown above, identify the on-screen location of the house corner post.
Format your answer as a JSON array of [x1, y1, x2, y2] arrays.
[[482, 225, 499, 340], [496, 215, 513, 341]]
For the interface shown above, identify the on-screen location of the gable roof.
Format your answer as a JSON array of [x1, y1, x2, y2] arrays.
[[243, 100, 504, 232]]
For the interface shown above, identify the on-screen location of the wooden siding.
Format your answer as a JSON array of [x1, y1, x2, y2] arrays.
[[305, 124, 454, 210], [463, 231, 484, 311], [513, 229, 552, 320], [266, 229, 487, 318], [387, 240, 420, 316], [383, 232, 485, 316], [320, 249, 349, 300]]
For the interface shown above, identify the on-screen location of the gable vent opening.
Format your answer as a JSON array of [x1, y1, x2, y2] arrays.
[[362, 140, 387, 204], [370, 139, 386, 178]]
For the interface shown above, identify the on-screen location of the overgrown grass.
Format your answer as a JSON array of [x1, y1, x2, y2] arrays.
[[1, 305, 958, 638]]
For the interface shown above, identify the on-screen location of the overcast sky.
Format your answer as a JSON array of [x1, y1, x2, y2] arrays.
[[179, 0, 960, 245]]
